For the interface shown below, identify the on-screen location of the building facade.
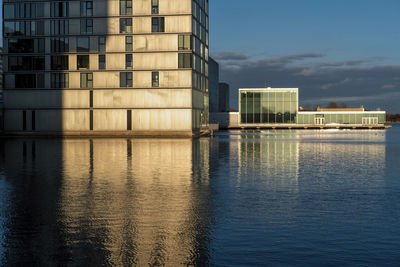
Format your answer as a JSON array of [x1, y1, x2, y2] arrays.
[[208, 57, 219, 113], [240, 88, 298, 124], [2, 0, 209, 136], [239, 88, 385, 126], [218, 82, 229, 112]]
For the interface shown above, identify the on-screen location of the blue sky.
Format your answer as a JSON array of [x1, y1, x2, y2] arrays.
[[210, 0, 400, 112]]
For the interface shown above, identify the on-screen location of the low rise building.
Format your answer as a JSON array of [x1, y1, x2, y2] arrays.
[[237, 88, 386, 128]]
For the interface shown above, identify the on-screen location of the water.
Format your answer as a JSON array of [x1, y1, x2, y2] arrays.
[[0, 125, 399, 266]]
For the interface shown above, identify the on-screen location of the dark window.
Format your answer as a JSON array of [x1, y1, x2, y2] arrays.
[[152, 72, 159, 87], [81, 73, 93, 88], [51, 2, 69, 17], [127, 110, 132, 130], [15, 74, 37, 88], [77, 37, 89, 52], [125, 54, 133, 69], [8, 39, 43, 53], [81, 19, 93, 34], [90, 91, 93, 107], [178, 53, 192, 68], [90, 110, 93, 131], [120, 0, 132, 15], [152, 17, 165, 32], [51, 73, 69, 88], [77, 55, 90, 70], [125, 36, 133, 51], [120, 18, 132, 33], [8, 56, 45, 71], [120, 72, 133, 87], [51, 56, 69, 70], [50, 20, 69, 35], [51, 37, 69, 52], [80, 1, 93, 16], [99, 55, 106, 70], [32, 111, 36, 131], [23, 111, 27, 131], [178, 35, 191, 50], [152, 0, 159, 14], [98, 36, 106, 52]]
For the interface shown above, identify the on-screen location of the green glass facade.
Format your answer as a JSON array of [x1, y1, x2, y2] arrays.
[[297, 113, 385, 125], [240, 89, 298, 124]]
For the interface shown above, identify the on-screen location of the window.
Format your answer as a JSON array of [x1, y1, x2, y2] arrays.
[[80, 1, 93, 16], [152, 72, 159, 87], [51, 73, 69, 88], [152, 0, 159, 14], [51, 2, 69, 17], [81, 73, 93, 88], [125, 36, 133, 51], [77, 37, 89, 52], [23, 111, 27, 131], [81, 19, 93, 34], [178, 53, 192, 68], [120, 72, 133, 87], [152, 17, 165, 32], [32, 111, 36, 131], [8, 38, 45, 53], [127, 110, 132, 130], [77, 55, 90, 70], [4, 4, 15, 19], [51, 37, 69, 52], [8, 56, 45, 71], [125, 54, 133, 69], [98, 36, 106, 52], [99, 55, 106, 70], [51, 56, 69, 70], [14, 74, 40, 88], [120, 18, 132, 33], [178, 35, 191, 50], [90, 91, 93, 107], [50, 20, 69, 35], [120, 0, 132, 15]]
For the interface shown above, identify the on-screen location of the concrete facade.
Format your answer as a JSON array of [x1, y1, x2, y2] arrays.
[[2, 0, 209, 136]]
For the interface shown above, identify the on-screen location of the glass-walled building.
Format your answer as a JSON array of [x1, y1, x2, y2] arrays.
[[238, 88, 386, 127], [239, 88, 298, 124]]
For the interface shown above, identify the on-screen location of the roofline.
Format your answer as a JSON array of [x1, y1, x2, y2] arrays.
[[298, 111, 386, 114], [239, 88, 298, 91]]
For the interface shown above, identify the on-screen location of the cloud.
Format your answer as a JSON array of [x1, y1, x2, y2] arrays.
[[215, 52, 400, 112], [212, 52, 249, 61]]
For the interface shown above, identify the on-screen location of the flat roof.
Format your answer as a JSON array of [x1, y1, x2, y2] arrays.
[[239, 88, 298, 92], [298, 111, 386, 114]]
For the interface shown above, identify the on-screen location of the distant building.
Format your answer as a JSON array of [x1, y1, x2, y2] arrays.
[[2, 0, 209, 136], [238, 88, 386, 127], [219, 82, 230, 112], [0, 47, 3, 100], [208, 57, 219, 113]]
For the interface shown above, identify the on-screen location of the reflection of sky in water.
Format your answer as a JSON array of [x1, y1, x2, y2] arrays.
[[0, 175, 10, 263]]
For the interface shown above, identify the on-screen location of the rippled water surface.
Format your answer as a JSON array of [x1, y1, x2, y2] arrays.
[[1, 125, 400, 266]]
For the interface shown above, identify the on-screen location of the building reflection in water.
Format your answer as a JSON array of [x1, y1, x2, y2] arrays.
[[0, 130, 388, 265], [0, 138, 212, 266]]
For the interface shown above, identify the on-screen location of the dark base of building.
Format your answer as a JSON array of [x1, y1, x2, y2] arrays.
[[0, 130, 205, 138]]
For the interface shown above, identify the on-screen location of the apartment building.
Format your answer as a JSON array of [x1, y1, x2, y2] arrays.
[[2, 0, 209, 136]]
